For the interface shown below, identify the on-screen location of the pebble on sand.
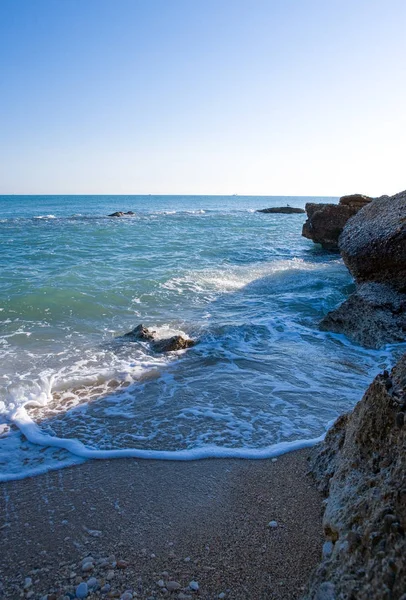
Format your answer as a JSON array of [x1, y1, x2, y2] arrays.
[[189, 581, 199, 591], [166, 581, 182, 591], [268, 520, 278, 528], [76, 581, 88, 598]]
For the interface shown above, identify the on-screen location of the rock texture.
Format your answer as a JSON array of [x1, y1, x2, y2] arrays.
[[302, 195, 372, 251], [122, 324, 195, 352], [320, 283, 406, 349], [320, 190, 406, 347], [257, 206, 305, 214], [304, 353, 406, 600], [339, 190, 406, 292], [108, 211, 135, 217]]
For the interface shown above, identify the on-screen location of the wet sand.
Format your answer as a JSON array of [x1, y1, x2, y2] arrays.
[[0, 449, 323, 599]]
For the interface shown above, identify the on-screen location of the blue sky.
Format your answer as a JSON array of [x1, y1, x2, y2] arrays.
[[1, 0, 405, 196]]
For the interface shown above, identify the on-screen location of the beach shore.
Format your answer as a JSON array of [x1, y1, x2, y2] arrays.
[[0, 449, 323, 600]]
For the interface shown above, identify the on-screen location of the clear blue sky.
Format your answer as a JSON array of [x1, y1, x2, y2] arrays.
[[1, 0, 405, 196]]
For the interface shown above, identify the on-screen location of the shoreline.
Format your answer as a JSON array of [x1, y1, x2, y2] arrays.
[[0, 448, 323, 600]]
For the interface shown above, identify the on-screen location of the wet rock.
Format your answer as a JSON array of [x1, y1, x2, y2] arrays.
[[320, 283, 406, 348], [257, 206, 305, 214], [123, 324, 156, 340], [108, 211, 135, 217], [304, 354, 406, 599], [302, 193, 372, 250], [75, 582, 88, 599], [152, 336, 195, 353]]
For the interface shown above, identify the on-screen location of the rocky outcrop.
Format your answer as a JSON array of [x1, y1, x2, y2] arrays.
[[257, 206, 305, 214], [320, 283, 406, 349], [108, 211, 135, 217], [152, 336, 195, 352], [304, 353, 406, 600], [339, 190, 406, 292], [302, 195, 372, 251], [123, 324, 195, 352], [320, 190, 406, 347]]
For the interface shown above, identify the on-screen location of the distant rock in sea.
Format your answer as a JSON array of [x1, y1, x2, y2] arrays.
[[302, 194, 372, 251], [304, 352, 406, 599], [257, 206, 305, 214], [320, 189, 406, 348], [108, 211, 135, 217]]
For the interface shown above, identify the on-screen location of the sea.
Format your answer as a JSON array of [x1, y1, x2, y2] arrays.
[[0, 195, 401, 481]]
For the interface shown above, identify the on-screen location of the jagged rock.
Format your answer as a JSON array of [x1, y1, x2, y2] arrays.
[[123, 324, 156, 340], [152, 336, 195, 353], [320, 283, 406, 348], [339, 190, 406, 292], [302, 194, 372, 251], [257, 206, 305, 214], [304, 354, 406, 600], [123, 325, 195, 352], [108, 211, 135, 217]]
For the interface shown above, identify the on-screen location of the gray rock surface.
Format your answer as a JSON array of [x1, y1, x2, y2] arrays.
[[302, 194, 372, 251], [304, 354, 406, 600], [339, 190, 406, 292], [320, 190, 406, 347], [122, 324, 195, 352], [320, 283, 406, 348]]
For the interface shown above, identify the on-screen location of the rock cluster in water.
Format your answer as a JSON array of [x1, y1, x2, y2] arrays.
[[304, 353, 406, 600], [302, 194, 373, 250], [320, 189, 406, 348], [124, 324, 195, 352], [257, 206, 305, 214], [108, 211, 135, 217]]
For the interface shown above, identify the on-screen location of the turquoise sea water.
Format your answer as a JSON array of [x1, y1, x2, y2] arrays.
[[0, 195, 400, 480]]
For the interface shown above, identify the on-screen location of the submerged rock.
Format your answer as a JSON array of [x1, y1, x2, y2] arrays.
[[320, 283, 406, 348], [304, 353, 406, 599], [123, 324, 195, 352], [123, 324, 156, 340], [152, 335, 195, 353], [257, 206, 305, 214], [108, 211, 135, 217], [302, 194, 372, 251]]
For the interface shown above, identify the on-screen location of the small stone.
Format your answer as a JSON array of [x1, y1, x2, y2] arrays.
[[87, 577, 98, 589], [150, 553, 156, 559], [166, 581, 181, 592], [268, 520, 278, 528], [178, 595, 192, 600], [81, 562, 93, 573], [120, 593, 133, 600], [184, 557, 191, 562], [322, 541, 334, 558], [116, 560, 128, 569], [218, 594, 226, 599], [106, 570, 115, 580], [157, 580, 165, 588], [76, 582, 88, 599], [396, 412, 405, 428], [101, 584, 111, 594], [24, 578, 33, 590], [26, 593, 35, 599], [189, 581, 199, 591]]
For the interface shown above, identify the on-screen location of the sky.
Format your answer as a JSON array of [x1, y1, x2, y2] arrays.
[[0, 0, 405, 196]]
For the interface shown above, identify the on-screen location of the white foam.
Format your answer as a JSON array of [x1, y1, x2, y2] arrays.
[[33, 214, 57, 219]]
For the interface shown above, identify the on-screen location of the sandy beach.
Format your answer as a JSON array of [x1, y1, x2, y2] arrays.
[[0, 449, 323, 600]]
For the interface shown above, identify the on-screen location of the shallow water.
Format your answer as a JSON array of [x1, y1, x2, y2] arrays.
[[0, 195, 402, 480]]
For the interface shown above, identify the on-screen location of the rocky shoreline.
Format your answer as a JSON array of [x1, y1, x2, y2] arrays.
[[302, 188, 406, 598]]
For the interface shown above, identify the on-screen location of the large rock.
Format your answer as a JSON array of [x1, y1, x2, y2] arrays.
[[339, 190, 406, 292], [257, 206, 305, 214], [304, 354, 406, 600], [320, 283, 406, 349], [302, 194, 372, 251], [108, 211, 135, 217]]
